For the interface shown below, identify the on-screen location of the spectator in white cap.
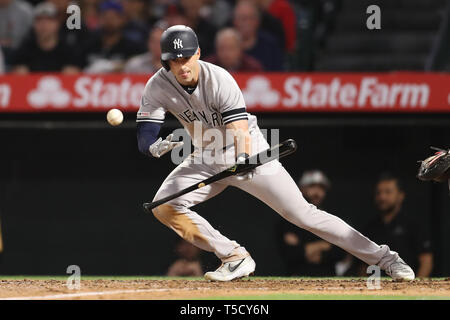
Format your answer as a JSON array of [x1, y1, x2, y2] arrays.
[[276, 170, 350, 277], [11, 1, 81, 73], [298, 170, 331, 207]]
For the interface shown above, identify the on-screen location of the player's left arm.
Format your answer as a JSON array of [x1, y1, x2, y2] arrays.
[[225, 119, 251, 159], [218, 68, 250, 160], [225, 119, 255, 180]]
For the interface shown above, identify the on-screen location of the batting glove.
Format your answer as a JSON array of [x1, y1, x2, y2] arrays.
[[235, 153, 255, 181], [149, 133, 184, 158]]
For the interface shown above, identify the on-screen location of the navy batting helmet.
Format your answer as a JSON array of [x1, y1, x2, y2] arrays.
[[160, 25, 199, 71]]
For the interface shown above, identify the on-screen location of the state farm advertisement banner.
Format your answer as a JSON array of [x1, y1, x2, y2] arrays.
[[0, 72, 449, 113]]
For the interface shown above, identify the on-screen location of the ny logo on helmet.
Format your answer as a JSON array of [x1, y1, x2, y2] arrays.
[[173, 38, 183, 49]]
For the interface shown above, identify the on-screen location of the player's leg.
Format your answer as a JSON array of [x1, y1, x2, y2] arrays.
[[227, 160, 414, 280], [151, 154, 250, 263]]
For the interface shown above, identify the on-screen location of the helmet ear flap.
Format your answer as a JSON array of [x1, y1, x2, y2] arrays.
[[161, 59, 170, 71]]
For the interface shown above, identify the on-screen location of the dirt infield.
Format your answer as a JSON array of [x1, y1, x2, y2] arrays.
[[0, 278, 449, 300]]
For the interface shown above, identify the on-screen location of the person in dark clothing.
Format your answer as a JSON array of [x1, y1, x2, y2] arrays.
[[50, 0, 97, 67], [178, 0, 218, 58], [232, 0, 284, 71], [81, 0, 145, 72], [167, 239, 204, 277], [122, 0, 150, 44], [250, 0, 286, 51], [11, 2, 81, 73], [276, 170, 347, 276], [356, 174, 433, 277]]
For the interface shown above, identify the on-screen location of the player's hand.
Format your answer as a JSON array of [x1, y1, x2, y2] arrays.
[[235, 153, 255, 181], [149, 133, 184, 158]]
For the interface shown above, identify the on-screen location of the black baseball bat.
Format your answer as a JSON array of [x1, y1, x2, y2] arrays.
[[143, 139, 298, 213]]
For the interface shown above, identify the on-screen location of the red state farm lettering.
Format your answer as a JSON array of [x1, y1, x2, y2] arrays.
[[282, 76, 430, 109], [0, 84, 11, 108], [73, 77, 144, 108]]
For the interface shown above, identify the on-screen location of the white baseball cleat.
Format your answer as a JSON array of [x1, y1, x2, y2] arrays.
[[204, 256, 256, 281], [385, 257, 415, 281]]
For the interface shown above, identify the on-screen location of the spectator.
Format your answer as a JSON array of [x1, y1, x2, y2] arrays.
[[124, 24, 164, 74], [204, 28, 263, 72], [357, 174, 433, 278], [0, 0, 33, 65], [276, 170, 347, 276], [202, 0, 232, 29], [247, 0, 285, 51], [147, 0, 173, 22], [178, 0, 217, 58], [80, 0, 101, 31], [233, 0, 284, 71], [47, 0, 73, 24], [47, 0, 98, 65], [11, 2, 81, 73], [255, 0, 296, 52], [82, 0, 145, 73], [167, 239, 203, 277], [163, 4, 189, 27], [122, 0, 150, 44]]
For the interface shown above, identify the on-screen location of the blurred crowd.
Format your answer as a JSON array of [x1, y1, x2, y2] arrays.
[[0, 0, 324, 74], [2, 0, 449, 74]]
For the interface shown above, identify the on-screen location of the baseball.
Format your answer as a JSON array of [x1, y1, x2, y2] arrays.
[[107, 109, 123, 126]]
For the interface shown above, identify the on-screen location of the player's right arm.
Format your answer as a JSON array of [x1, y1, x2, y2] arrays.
[[137, 79, 183, 158], [137, 121, 161, 156]]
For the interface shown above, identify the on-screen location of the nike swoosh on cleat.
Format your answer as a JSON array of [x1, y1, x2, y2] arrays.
[[228, 259, 245, 272]]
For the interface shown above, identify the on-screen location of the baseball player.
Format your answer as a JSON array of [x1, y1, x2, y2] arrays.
[[137, 25, 415, 281]]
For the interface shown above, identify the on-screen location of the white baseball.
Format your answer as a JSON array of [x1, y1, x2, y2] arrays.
[[107, 108, 124, 126]]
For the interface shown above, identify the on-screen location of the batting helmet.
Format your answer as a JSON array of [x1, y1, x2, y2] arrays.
[[160, 25, 199, 71]]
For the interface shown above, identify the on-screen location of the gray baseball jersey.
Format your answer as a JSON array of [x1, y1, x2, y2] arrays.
[[137, 60, 257, 148], [142, 60, 401, 272]]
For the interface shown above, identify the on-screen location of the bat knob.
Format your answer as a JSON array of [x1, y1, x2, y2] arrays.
[[285, 139, 298, 152], [143, 203, 153, 213]]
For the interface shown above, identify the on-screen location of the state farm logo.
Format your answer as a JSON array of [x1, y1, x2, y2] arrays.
[[25, 76, 145, 109], [243, 76, 280, 108], [27, 76, 71, 108]]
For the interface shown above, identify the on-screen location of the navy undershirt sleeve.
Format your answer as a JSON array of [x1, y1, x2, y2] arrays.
[[137, 122, 162, 157]]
